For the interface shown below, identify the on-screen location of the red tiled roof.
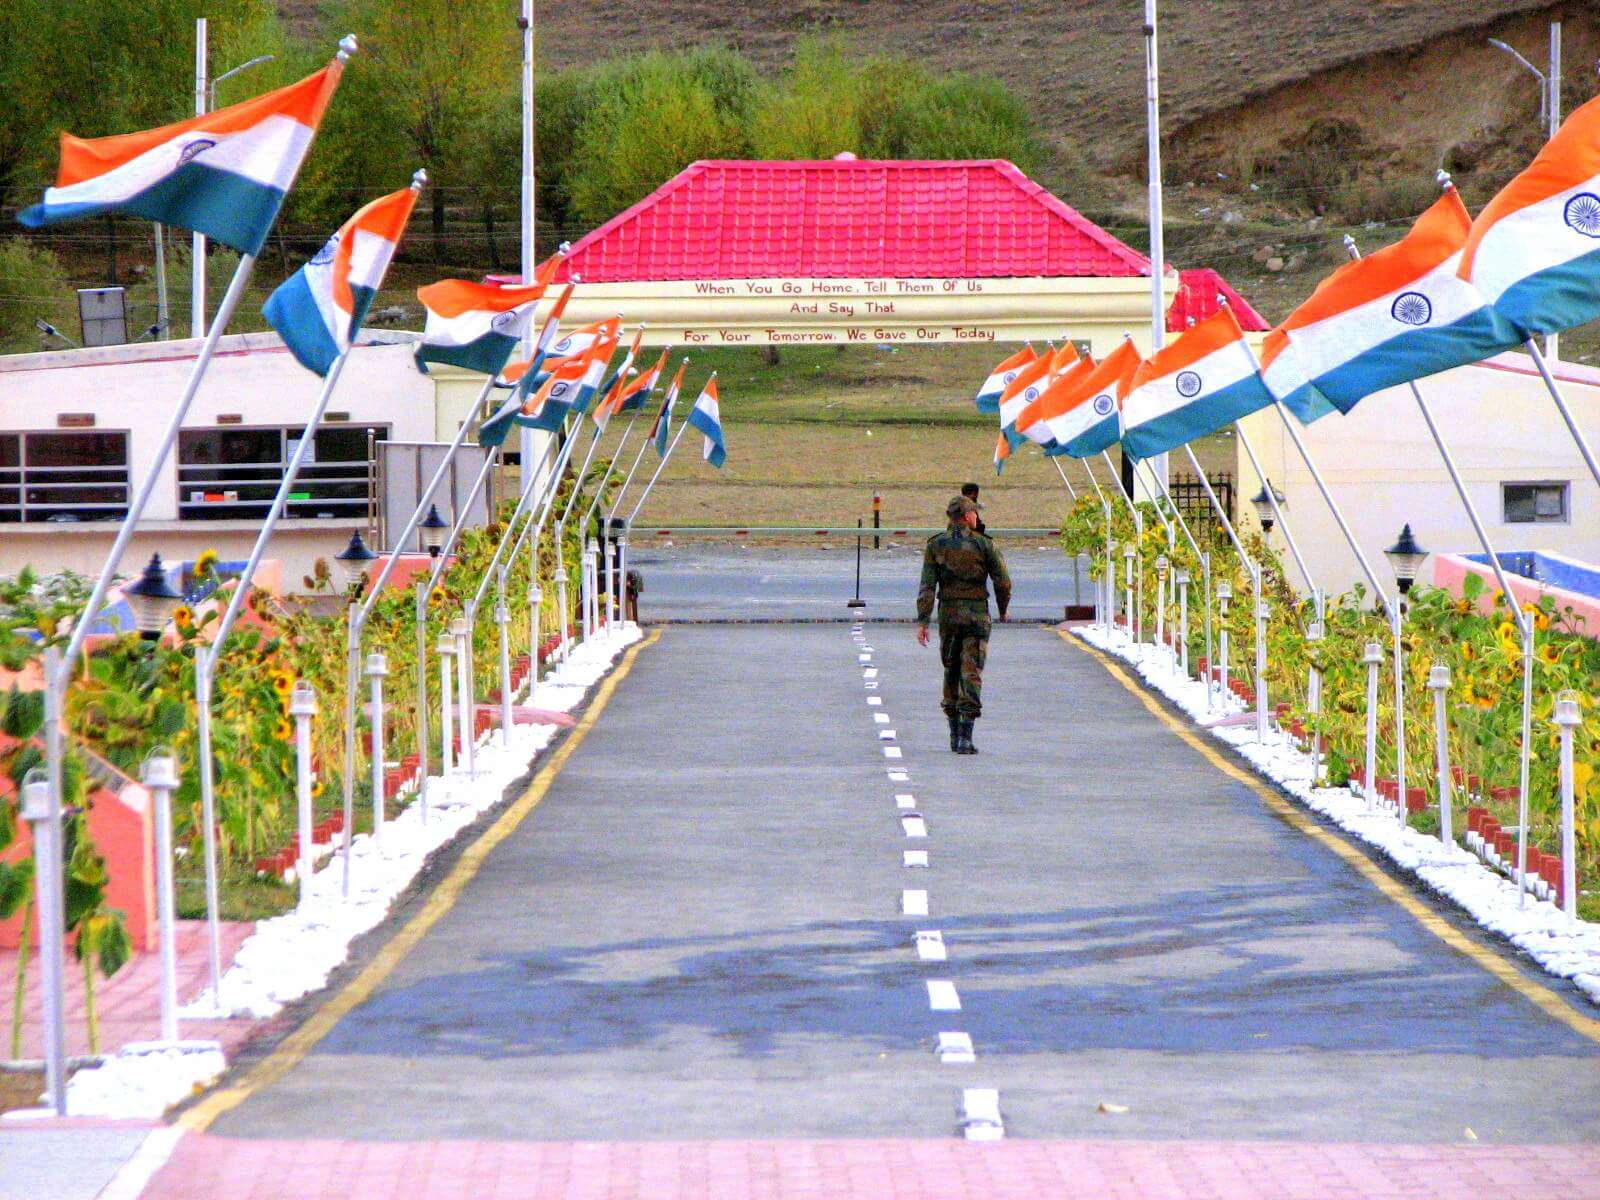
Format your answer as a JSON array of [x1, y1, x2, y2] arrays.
[[550, 159, 1153, 283], [1166, 268, 1269, 333]]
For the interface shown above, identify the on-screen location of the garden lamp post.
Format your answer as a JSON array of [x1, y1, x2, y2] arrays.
[[1554, 689, 1581, 922], [365, 652, 389, 854], [1200, 552, 1214, 708], [289, 681, 318, 901], [141, 749, 182, 1044], [451, 617, 474, 778], [436, 633, 455, 777], [1154, 555, 1170, 660], [125, 554, 184, 640], [1306, 612, 1326, 783], [21, 769, 65, 1113], [1250, 483, 1284, 535], [1363, 641, 1383, 811], [1216, 580, 1233, 699], [420, 504, 450, 558], [333, 530, 377, 593], [495, 579, 514, 747], [1174, 565, 1190, 675], [1385, 523, 1427, 823], [1122, 543, 1136, 645], [1427, 661, 1453, 845]]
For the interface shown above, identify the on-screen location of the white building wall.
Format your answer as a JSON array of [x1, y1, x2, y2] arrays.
[[0, 331, 437, 588], [1232, 352, 1600, 599]]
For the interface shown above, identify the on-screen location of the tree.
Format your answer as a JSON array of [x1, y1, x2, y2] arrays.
[[325, 0, 518, 261], [0, 241, 76, 355], [565, 48, 759, 228]]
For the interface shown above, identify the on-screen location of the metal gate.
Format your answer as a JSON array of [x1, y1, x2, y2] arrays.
[[1169, 471, 1234, 528]]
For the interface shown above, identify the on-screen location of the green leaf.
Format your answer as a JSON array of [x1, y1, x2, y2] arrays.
[[1461, 571, 1484, 600]]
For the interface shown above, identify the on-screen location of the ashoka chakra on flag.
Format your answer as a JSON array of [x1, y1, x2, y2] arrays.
[[1175, 370, 1202, 398], [1564, 192, 1600, 238], [1390, 291, 1433, 326]]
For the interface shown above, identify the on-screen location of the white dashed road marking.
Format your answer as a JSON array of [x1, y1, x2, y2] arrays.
[[914, 930, 946, 960], [937, 1032, 975, 1064], [960, 1088, 1004, 1140], [903, 850, 929, 867], [901, 816, 927, 838], [926, 980, 961, 1011], [901, 889, 929, 916]]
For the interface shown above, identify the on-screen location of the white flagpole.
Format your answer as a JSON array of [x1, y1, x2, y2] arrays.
[[1178, 442, 1266, 737], [192, 18, 208, 338], [628, 378, 712, 526], [1523, 338, 1600, 491], [1232, 420, 1316, 597], [1143, 0, 1169, 497], [1050, 456, 1078, 501]]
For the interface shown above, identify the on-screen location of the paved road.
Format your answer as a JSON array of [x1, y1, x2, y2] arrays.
[[628, 543, 1091, 623], [196, 623, 1600, 1152]]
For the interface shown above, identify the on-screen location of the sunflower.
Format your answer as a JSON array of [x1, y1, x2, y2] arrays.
[[1458, 641, 1475, 662], [195, 548, 219, 577], [270, 669, 294, 696], [172, 605, 195, 633], [274, 717, 293, 741], [1538, 643, 1561, 666]]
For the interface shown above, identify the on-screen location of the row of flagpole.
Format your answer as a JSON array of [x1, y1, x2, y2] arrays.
[[10, 20, 740, 1113], [984, 79, 1599, 929]]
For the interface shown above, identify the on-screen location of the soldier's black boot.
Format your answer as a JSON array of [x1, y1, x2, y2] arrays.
[[956, 720, 978, 755], [947, 713, 961, 752]]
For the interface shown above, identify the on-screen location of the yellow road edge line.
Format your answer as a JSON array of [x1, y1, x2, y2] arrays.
[[1061, 628, 1600, 1046], [178, 629, 664, 1132]]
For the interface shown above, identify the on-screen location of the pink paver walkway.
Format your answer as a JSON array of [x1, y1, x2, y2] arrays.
[[139, 1135, 1600, 1200], [2, 920, 259, 1060]]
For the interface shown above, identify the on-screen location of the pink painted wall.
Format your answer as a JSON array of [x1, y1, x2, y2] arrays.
[[1433, 553, 1600, 640], [1, 742, 156, 953]]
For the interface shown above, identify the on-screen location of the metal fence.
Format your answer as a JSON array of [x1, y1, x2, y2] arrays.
[[1169, 471, 1234, 528]]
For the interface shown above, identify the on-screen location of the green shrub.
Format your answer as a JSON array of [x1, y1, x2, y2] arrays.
[[0, 239, 75, 354]]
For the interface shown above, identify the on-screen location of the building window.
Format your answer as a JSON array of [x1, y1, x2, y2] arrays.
[[1503, 481, 1569, 525], [0, 431, 130, 524], [177, 424, 388, 521]]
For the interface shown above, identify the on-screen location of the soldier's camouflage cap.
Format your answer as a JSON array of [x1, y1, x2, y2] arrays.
[[946, 495, 981, 519]]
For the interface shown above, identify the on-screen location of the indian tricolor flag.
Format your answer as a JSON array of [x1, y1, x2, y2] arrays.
[[414, 278, 553, 376], [593, 328, 644, 431], [652, 361, 689, 457], [1121, 307, 1274, 461], [1014, 354, 1096, 448], [686, 376, 726, 468], [514, 356, 590, 434], [19, 57, 345, 255], [1271, 187, 1518, 417], [1462, 94, 1600, 336], [1043, 340, 1140, 459], [975, 346, 1037, 414], [619, 349, 667, 412], [263, 175, 422, 376], [997, 350, 1060, 449]]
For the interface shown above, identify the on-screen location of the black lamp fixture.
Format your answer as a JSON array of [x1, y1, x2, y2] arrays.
[[420, 504, 450, 558], [125, 553, 184, 640], [333, 529, 378, 589], [1250, 483, 1285, 533], [1384, 523, 1428, 595]]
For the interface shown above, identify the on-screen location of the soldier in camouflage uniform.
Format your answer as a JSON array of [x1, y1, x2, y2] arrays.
[[917, 495, 1011, 754]]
